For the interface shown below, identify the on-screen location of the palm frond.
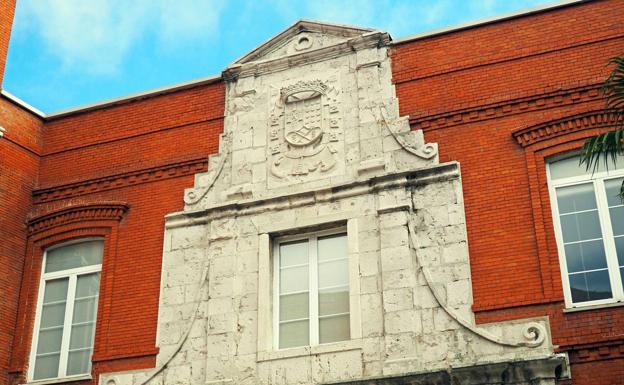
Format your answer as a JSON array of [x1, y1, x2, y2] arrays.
[[601, 56, 624, 132], [580, 56, 624, 174]]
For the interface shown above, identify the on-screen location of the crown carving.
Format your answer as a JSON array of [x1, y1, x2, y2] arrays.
[[280, 80, 328, 102]]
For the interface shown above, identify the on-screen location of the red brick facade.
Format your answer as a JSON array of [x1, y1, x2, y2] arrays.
[[391, 1, 624, 383], [1, 1, 623, 384], [0, 3, 42, 383], [0, 0, 14, 88]]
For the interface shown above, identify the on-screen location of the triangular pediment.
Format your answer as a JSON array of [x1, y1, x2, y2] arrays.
[[234, 19, 375, 65]]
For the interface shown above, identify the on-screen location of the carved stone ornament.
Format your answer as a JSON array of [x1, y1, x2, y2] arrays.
[[269, 79, 341, 181]]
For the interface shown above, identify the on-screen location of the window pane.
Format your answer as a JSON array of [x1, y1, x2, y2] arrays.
[[556, 184, 597, 214], [279, 292, 309, 321], [33, 353, 60, 380], [318, 234, 347, 262], [616, 237, 624, 266], [605, 178, 624, 207], [319, 288, 349, 316], [560, 211, 602, 243], [280, 265, 308, 294], [72, 298, 98, 324], [318, 259, 349, 288], [66, 349, 91, 376], [569, 270, 612, 303], [550, 156, 624, 180], [319, 314, 350, 344], [40, 303, 66, 329], [279, 320, 309, 349], [46, 241, 103, 273], [43, 278, 69, 303], [69, 323, 95, 350], [37, 328, 63, 354], [34, 278, 68, 380], [564, 240, 608, 273], [75, 273, 100, 298], [550, 157, 588, 180], [609, 207, 624, 236], [279, 240, 308, 267]]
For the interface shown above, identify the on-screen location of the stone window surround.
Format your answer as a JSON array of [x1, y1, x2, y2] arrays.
[[257, 212, 363, 362]]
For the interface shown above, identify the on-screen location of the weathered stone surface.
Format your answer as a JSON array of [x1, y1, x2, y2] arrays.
[[100, 21, 561, 385]]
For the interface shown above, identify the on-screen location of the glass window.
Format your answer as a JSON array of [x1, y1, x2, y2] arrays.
[[31, 240, 103, 381], [548, 156, 624, 307], [275, 231, 349, 349]]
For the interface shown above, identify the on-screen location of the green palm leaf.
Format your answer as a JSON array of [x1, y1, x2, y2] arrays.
[[580, 55, 624, 200]]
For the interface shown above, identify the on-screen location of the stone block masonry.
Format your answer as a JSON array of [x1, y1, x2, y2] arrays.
[[101, 20, 563, 385]]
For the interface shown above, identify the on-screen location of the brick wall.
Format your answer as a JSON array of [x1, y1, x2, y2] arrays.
[[0, 99, 43, 383], [7, 81, 225, 385], [391, 0, 624, 383], [0, 0, 15, 87], [0, 5, 41, 379]]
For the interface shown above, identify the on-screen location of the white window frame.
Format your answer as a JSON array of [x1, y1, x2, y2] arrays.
[[272, 227, 349, 349], [28, 238, 103, 382], [547, 156, 624, 309]]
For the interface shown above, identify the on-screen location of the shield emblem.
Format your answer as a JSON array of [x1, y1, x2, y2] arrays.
[[284, 91, 323, 147]]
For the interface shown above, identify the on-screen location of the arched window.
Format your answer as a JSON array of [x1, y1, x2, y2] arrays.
[[29, 239, 103, 381]]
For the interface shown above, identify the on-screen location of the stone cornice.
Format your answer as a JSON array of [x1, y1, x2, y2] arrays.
[[33, 158, 208, 203], [166, 162, 460, 229], [512, 110, 621, 147], [411, 82, 602, 132], [223, 31, 391, 81], [27, 203, 129, 235], [333, 355, 566, 385]]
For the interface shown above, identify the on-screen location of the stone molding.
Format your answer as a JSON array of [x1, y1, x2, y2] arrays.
[[223, 31, 391, 81], [27, 202, 128, 235], [330, 355, 567, 385], [184, 135, 230, 205], [169, 162, 461, 229], [512, 110, 621, 147], [411, 83, 602, 132], [234, 20, 374, 65], [32, 158, 208, 203], [407, 209, 547, 348]]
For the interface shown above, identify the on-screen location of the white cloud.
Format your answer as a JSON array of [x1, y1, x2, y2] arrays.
[[156, 0, 225, 47], [18, 0, 225, 75]]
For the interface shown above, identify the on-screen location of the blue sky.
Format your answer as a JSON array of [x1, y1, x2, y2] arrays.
[[5, 0, 558, 113]]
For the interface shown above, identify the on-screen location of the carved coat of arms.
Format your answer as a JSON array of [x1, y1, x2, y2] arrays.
[[269, 80, 341, 181]]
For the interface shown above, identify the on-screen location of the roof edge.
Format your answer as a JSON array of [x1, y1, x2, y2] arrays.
[[1, 90, 46, 118], [392, 0, 592, 45], [5, 0, 596, 120], [46, 73, 222, 120]]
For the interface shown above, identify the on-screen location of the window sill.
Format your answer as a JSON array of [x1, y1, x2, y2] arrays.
[[563, 300, 624, 313], [22, 374, 92, 385], [257, 339, 362, 362]]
